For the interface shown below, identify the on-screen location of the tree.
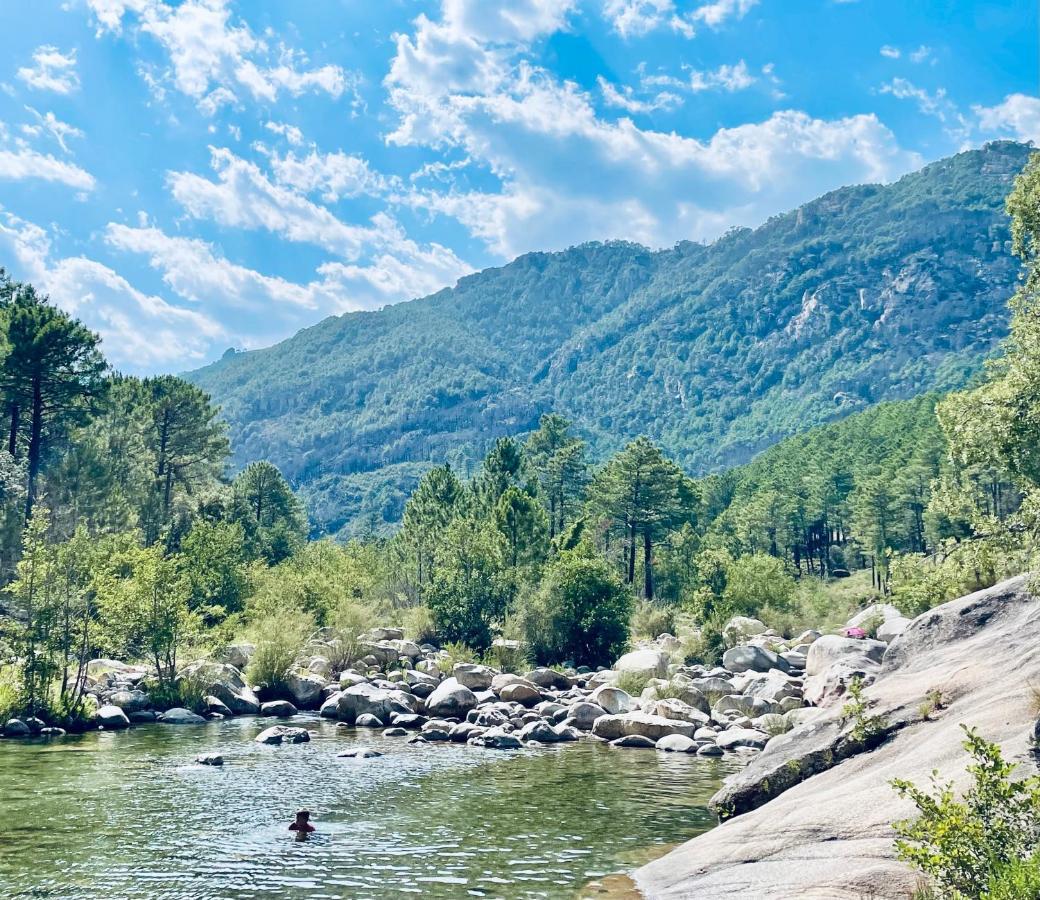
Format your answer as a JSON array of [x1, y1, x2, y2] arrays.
[[138, 375, 229, 541], [400, 464, 464, 590], [589, 436, 694, 600], [426, 515, 510, 651], [494, 485, 548, 569], [476, 437, 533, 511], [525, 414, 589, 538], [180, 521, 249, 624], [723, 553, 796, 617], [97, 544, 196, 688], [0, 280, 107, 522], [518, 551, 631, 667], [231, 461, 307, 563]]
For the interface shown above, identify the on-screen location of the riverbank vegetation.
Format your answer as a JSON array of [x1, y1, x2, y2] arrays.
[[2, 152, 1040, 729]]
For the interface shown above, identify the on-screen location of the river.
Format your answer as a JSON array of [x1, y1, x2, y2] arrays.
[[0, 715, 736, 899]]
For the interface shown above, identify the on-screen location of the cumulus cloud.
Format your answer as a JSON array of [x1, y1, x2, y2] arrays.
[[0, 210, 222, 370], [598, 76, 681, 113], [389, 1, 917, 258], [267, 149, 389, 202], [17, 45, 80, 94], [0, 147, 95, 191], [21, 108, 83, 153], [974, 93, 1040, 143], [86, 0, 356, 110]]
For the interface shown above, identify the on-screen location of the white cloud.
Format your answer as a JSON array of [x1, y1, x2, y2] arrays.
[[16, 46, 80, 94], [21, 108, 83, 153], [86, 0, 355, 110], [880, 45, 900, 59], [974, 93, 1040, 144], [0, 147, 95, 190], [598, 76, 681, 113], [909, 45, 933, 64], [688, 60, 756, 92], [0, 210, 222, 369], [267, 149, 388, 202], [603, 1, 695, 38], [389, 2, 913, 260], [880, 78, 953, 121], [691, 0, 758, 28], [264, 120, 303, 146]]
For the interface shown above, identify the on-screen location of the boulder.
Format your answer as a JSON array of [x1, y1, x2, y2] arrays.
[[722, 646, 791, 675], [611, 734, 657, 749], [491, 673, 535, 696], [716, 727, 769, 751], [846, 603, 904, 630], [158, 707, 206, 725], [205, 695, 233, 717], [470, 729, 523, 750], [649, 698, 710, 727], [592, 711, 696, 741], [109, 689, 150, 713], [128, 710, 157, 724], [877, 617, 912, 643], [319, 692, 343, 718], [518, 720, 563, 743], [260, 700, 298, 718], [383, 727, 407, 737], [614, 649, 669, 679], [656, 734, 699, 753], [803, 635, 887, 707], [285, 671, 326, 709], [255, 725, 310, 745], [566, 701, 608, 730], [453, 663, 496, 691], [355, 713, 384, 727], [742, 672, 802, 704], [499, 682, 542, 707], [338, 747, 382, 758], [722, 616, 768, 647], [697, 743, 724, 757], [196, 753, 224, 766], [337, 683, 416, 723], [181, 661, 260, 716], [95, 705, 130, 729], [3, 718, 31, 738], [425, 678, 478, 718], [713, 694, 775, 718], [214, 642, 255, 670], [526, 667, 571, 690], [366, 627, 404, 642], [589, 685, 633, 715]]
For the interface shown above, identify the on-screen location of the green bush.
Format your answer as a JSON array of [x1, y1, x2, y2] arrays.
[[402, 605, 438, 646], [681, 613, 728, 666], [517, 551, 631, 668], [985, 851, 1040, 899], [616, 670, 652, 696], [630, 600, 676, 641], [723, 552, 796, 616], [246, 608, 314, 694], [328, 597, 378, 671], [0, 664, 20, 722], [437, 641, 478, 674], [892, 726, 1040, 899]]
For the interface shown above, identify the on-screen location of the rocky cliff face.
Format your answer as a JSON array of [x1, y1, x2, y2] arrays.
[[635, 575, 1040, 899]]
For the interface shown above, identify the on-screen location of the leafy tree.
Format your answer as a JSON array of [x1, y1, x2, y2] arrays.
[[518, 550, 631, 667], [180, 521, 249, 624], [494, 485, 549, 569], [426, 515, 510, 651], [0, 280, 107, 522], [723, 552, 796, 616], [138, 375, 229, 541], [476, 437, 533, 511], [399, 464, 464, 590], [231, 460, 307, 563], [525, 414, 589, 538], [589, 436, 694, 600]]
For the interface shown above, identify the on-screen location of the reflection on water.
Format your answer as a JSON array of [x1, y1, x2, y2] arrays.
[[0, 716, 737, 899]]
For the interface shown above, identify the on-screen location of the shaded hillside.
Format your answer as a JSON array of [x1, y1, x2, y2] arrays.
[[187, 141, 1033, 537]]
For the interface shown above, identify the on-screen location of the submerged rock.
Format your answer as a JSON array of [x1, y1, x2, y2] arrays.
[[255, 725, 310, 745]]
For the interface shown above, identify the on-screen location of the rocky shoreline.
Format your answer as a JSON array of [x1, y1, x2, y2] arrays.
[[2, 604, 911, 757]]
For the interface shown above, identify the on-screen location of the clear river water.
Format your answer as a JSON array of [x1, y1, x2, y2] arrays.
[[0, 715, 736, 899]]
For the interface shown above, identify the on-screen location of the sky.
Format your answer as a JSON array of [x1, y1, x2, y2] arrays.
[[0, 0, 1036, 375]]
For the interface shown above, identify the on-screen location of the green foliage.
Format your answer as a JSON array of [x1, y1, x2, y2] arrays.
[[231, 461, 307, 563], [186, 143, 1031, 538], [615, 670, 653, 697], [840, 675, 886, 744], [517, 551, 632, 667], [181, 521, 249, 624], [893, 726, 1040, 899], [723, 552, 796, 616], [402, 605, 438, 646], [327, 597, 378, 671], [246, 607, 314, 694], [985, 851, 1040, 900], [493, 485, 549, 569], [630, 599, 675, 641], [437, 640, 479, 674], [426, 515, 511, 652]]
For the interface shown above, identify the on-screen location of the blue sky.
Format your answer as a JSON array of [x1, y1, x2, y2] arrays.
[[0, 0, 1036, 374]]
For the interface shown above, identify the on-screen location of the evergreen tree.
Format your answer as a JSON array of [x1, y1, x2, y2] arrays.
[[400, 464, 464, 590], [525, 414, 589, 538], [231, 460, 307, 563]]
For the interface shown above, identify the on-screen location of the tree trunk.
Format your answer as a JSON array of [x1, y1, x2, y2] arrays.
[[24, 377, 43, 523], [643, 531, 653, 601], [7, 401, 19, 457], [626, 523, 636, 585]]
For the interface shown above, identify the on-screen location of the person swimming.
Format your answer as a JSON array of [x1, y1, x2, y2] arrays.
[[289, 809, 315, 841]]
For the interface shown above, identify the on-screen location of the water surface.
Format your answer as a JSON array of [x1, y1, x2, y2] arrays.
[[0, 716, 735, 899]]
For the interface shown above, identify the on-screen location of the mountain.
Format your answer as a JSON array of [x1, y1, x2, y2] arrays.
[[187, 141, 1033, 538]]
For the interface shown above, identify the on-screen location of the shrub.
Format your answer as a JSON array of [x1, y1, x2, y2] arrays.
[[616, 670, 652, 696], [437, 641, 478, 674], [681, 613, 728, 667], [758, 713, 793, 737], [327, 597, 378, 671], [892, 726, 1040, 899], [841, 675, 886, 745], [517, 551, 631, 668], [630, 600, 676, 641], [483, 641, 531, 674], [985, 852, 1040, 900], [402, 605, 438, 646], [723, 553, 796, 616], [247, 608, 314, 694], [144, 669, 207, 713], [0, 664, 20, 722]]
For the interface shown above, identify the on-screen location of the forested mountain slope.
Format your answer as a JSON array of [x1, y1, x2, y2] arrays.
[[187, 141, 1033, 537]]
